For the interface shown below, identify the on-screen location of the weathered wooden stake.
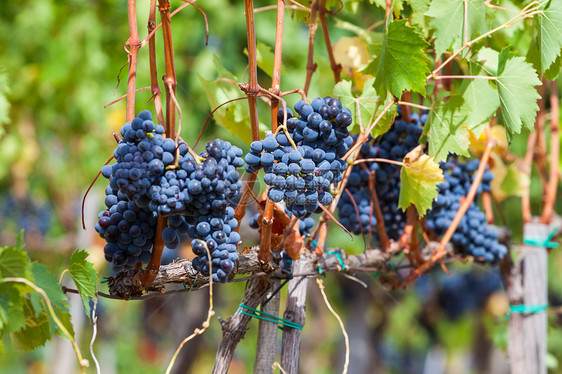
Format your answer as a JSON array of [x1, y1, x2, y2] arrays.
[[254, 278, 281, 374], [506, 221, 548, 374], [281, 258, 313, 373]]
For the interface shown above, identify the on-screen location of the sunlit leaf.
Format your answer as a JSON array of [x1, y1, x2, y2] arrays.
[[496, 49, 541, 141], [426, 0, 486, 57], [369, 19, 431, 99], [68, 249, 97, 319], [399, 145, 444, 215]]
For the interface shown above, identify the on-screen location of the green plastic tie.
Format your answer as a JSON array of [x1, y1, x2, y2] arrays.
[[523, 227, 559, 248], [238, 303, 303, 330], [324, 251, 346, 270], [373, 262, 395, 279], [186, 273, 199, 293], [100, 279, 108, 284], [510, 304, 548, 314], [505, 304, 548, 320]]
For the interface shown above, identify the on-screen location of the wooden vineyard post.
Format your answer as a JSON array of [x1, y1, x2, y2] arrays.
[[254, 279, 282, 373], [505, 221, 548, 374], [281, 258, 313, 373]]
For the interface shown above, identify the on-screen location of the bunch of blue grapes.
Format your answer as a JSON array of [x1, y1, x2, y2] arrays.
[[95, 185, 157, 273], [338, 111, 426, 240], [102, 110, 170, 206], [0, 195, 52, 239], [244, 96, 353, 218], [156, 139, 244, 282], [425, 159, 506, 262], [147, 139, 244, 216], [96, 111, 245, 280]]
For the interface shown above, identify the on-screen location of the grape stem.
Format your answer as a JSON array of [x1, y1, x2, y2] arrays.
[[521, 132, 537, 223], [141, 0, 208, 48], [259, 199, 275, 262], [343, 188, 368, 250], [397, 101, 431, 111], [400, 92, 412, 124], [159, 0, 177, 139], [534, 81, 549, 198], [81, 155, 115, 230], [140, 0, 178, 287], [482, 191, 495, 224], [147, 0, 165, 127], [125, 0, 140, 122], [233, 0, 263, 231], [141, 215, 167, 286], [353, 158, 403, 167], [541, 80, 560, 223], [303, 0, 319, 95], [399, 207, 422, 266], [365, 169, 390, 251], [270, 0, 285, 132], [318, 0, 341, 84], [104, 87, 151, 109]]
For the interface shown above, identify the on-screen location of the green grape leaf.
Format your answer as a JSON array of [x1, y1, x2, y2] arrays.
[[543, 54, 561, 80], [371, 19, 431, 99], [408, 0, 431, 32], [334, 78, 377, 132], [373, 0, 405, 16], [476, 47, 499, 74], [199, 75, 254, 144], [399, 145, 444, 215], [495, 51, 541, 141], [485, 0, 523, 38], [68, 250, 97, 319], [426, 0, 486, 57], [31, 262, 70, 315], [0, 247, 30, 279], [457, 64, 500, 136], [10, 299, 51, 352], [333, 78, 397, 138], [371, 101, 398, 139], [527, 0, 562, 74], [0, 283, 26, 335], [427, 96, 472, 161]]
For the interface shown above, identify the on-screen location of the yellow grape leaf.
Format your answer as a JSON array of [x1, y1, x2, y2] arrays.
[[333, 36, 373, 89], [468, 125, 509, 159], [399, 145, 444, 216]]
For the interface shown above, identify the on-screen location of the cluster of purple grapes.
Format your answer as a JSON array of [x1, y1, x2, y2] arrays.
[[95, 185, 157, 272], [102, 110, 169, 205], [425, 159, 506, 262], [147, 139, 244, 216], [95, 111, 245, 280], [244, 96, 353, 218], [338, 111, 426, 240], [161, 207, 240, 282], [0, 195, 52, 238]]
